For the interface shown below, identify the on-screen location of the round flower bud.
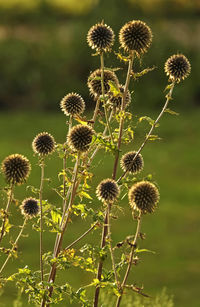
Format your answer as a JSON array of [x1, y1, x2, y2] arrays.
[[128, 181, 160, 214], [68, 124, 94, 152], [60, 93, 85, 116], [119, 20, 152, 55], [87, 22, 115, 53], [32, 132, 55, 155], [1, 154, 31, 185], [20, 197, 39, 218], [88, 69, 119, 97], [164, 54, 191, 82], [120, 151, 144, 174], [109, 84, 131, 109], [96, 178, 120, 203]]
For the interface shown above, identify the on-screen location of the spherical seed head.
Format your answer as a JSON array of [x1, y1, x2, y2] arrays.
[[120, 151, 144, 174], [60, 93, 85, 116], [1, 154, 31, 185], [20, 197, 39, 218], [68, 124, 94, 152], [96, 178, 120, 203], [128, 181, 160, 214], [32, 132, 55, 155], [88, 69, 119, 98], [119, 20, 152, 55], [87, 22, 115, 53], [164, 54, 191, 82], [109, 85, 131, 109]]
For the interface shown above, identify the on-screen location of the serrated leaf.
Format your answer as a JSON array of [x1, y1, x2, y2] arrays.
[[132, 66, 156, 79], [79, 191, 93, 200], [50, 210, 62, 225], [108, 81, 120, 97]]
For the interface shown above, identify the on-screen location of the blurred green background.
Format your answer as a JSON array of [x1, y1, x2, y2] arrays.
[[0, 0, 200, 306]]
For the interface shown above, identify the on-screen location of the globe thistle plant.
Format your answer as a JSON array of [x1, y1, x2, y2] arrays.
[[1, 154, 31, 185], [164, 54, 191, 82], [68, 124, 94, 152], [32, 132, 55, 156], [60, 93, 85, 116], [120, 151, 144, 174], [96, 178, 120, 203], [119, 20, 152, 55], [128, 181, 160, 214], [88, 68, 119, 97], [20, 197, 39, 219], [87, 22, 115, 53], [109, 84, 131, 110]]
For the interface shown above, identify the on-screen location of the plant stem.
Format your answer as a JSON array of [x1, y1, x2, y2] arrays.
[[100, 52, 114, 145], [39, 158, 45, 282], [0, 218, 27, 275], [92, 98, 101, 124], [115, 212, 142, 307], [107, 203, 119, 287], [112, 53, 134, 180], [117, 81, 176, 183], [64, 222, 97, 251], [41, 153, 80, 307], [0, 183, 14, 244]]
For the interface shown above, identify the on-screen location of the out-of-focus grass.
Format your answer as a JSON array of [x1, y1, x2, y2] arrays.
[[0, 109, 199, 306]]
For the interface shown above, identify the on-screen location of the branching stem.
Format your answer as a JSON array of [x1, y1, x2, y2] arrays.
[[0, 184, 14, 244], [39, 158, 45, 282]]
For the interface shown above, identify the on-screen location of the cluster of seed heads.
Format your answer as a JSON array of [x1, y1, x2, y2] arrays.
[[129, 181, 160, 214], [32, 132, 55, 156], [20, 197, 39, 218], [96, 178, 120, 203], [88, 68, 119, 98], [164, 54, 191, 82], [68, 124, 94, 152], [60, 93, 85, 116], [120, 151, 144, 174], [1, 154, 31, 185]]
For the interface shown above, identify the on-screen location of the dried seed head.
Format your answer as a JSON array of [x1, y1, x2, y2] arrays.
[[96, 178, 120, 203], [88, 69, 119, 97], [60, 93, 85, 116], [32, 132, 55, 155], [109, 85, 131, 109], [120, 151, 144, 174], [68, 124, 94, 152], [20, 197, 39, 218], [87, 22, 115, 53], [1, 154, 31, 185], [119, 20, 152, 55], [128, 181, 160, 214], [164, 54, 191, 82]]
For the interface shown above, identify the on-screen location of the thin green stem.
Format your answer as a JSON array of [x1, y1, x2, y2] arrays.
[[117, 81, 176, 183], [39, 158, 45, 282], [0, 183, 14, 244], [112, 53, 134, 180], [0, 218, 27, 275], [115, 212, 142, 307], [100, 52, 114, 145], [107, 203, 119, 287]]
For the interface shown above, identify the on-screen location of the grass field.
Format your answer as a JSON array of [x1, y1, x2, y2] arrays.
[[0, 108, 199, 306]]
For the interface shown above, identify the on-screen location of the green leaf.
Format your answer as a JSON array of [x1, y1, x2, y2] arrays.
[[115, 52, 129, 62], [51, 210, 62, 225], [135, 248, 155, 254], [79, 191, 93, 200], [147, 134, 162, 141], [108, 81, 120, 97], [165, 108, 179, 116], [139, 116, 155, 126], [132, 66, 156, 80]]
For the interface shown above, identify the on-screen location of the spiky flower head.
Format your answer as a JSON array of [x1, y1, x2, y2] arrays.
[[128, 181, 159, 214], [60, 93, 85, 116], [109, 85, 131, 110], [1, 154, 31, 185], [120, 151, 144, 174], [20, 197, 39, 218], [119, 20, 152, 55], [88, 68, 119, 98], [68, 124, 94, 152], [32, 132, 55, 155], [87, 22, 115, 53], [96, 178, 120, 203], [164, 54, 191, 82]]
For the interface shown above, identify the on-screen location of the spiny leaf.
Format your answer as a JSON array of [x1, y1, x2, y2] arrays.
[[132, 66, 156, 80]]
